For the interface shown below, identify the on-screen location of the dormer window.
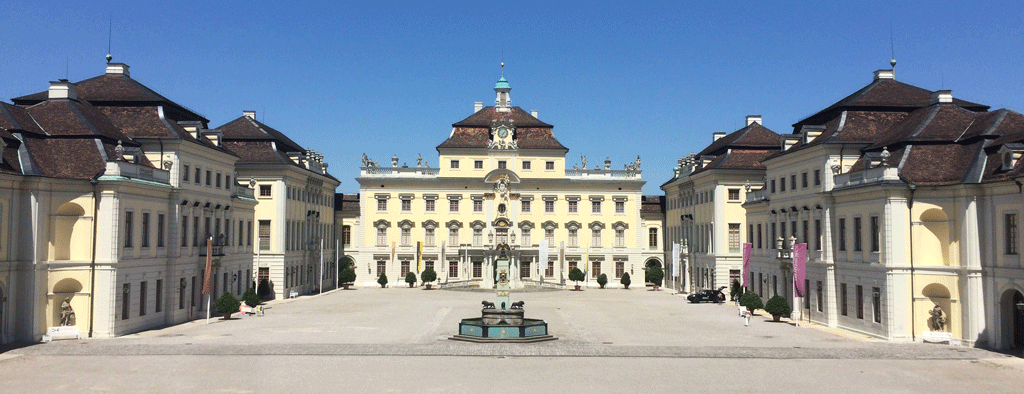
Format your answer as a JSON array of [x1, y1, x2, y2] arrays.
[[999, 143, 1024, 172]]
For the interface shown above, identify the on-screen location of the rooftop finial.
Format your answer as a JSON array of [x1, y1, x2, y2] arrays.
[[889, 21, 896, 69], [106, 15, 113, 63]]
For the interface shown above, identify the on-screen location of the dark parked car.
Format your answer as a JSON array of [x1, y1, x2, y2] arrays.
[[687, 288, 726, 303]]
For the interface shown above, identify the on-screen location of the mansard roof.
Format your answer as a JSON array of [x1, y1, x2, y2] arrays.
[[438, 106, 566, 151], [218, 115, 305, 153]]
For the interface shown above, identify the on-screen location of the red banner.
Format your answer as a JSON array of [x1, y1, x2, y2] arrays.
[[201, 238, 213, 295], [741, 243, 752, 288], [793, 243, 807, 297]]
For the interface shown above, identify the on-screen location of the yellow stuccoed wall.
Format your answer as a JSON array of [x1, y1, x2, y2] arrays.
[[45, 270, 92, 331], [911, 274, 962, 339]]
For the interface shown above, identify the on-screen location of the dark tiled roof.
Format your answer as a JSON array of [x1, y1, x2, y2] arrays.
[[453, 106, 552, 128], [980, 111, 1024, 147], [217, 116, 304, 153], [12, 73, 208, 123], [898, 143, 985, 186], [21, 137, 107, 179], [867, 104, 978, 149], [698, 123, 780, 156], [438, 106, 566, 151], [25, 99, 134, 142], [763, 111, 910, 161], [0, 102, 44, 135], [334, 193, 360, 213], [99, 106, 186, 139], [222, 140, 291, 164], [641, 195, 664, 214]]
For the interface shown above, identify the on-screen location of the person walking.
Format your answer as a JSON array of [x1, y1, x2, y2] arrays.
[[743, 309, 751, 327]]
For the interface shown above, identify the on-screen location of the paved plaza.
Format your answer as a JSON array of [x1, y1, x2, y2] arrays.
[[2, 285, 1024, 392]]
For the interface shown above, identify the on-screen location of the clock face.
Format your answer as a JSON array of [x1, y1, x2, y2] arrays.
[[497, 127, 508, 138]]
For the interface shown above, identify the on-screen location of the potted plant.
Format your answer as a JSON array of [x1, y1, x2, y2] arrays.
[[739, 291, 764, 315], [421, 267, 437, 290], [215, 291, 241, 320], [647, 265, 664, 291], [764, 295, 792, 322], [242, 287, 260, 311], [339, 268, 357, 290], [405, 271, 417, 288], [597, 273, 608, 289], [377, 273, 388, 288], [620, 272, 631, 289], [568, 267, 585, 291]]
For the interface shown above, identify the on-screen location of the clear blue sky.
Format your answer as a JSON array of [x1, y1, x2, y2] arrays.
[[3, 1, 1023, 194]]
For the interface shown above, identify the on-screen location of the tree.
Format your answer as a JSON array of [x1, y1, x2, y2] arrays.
[[596, 273, 608, 289], [215, 291, 241, 320], [568, 267, 585, 290], [740, 291, 764, 313], [764, 295, 792, 321], [405, 271, 417, 287], [257, 279, 271, 300], [242, 287, 260, 309], [421, 267, 437, 284], [730, 279, 742, 301], [620, 272, 631, 289], [339, 268, 357, 288], [647, 265, 664, 287], [377, 273, 388, 288]]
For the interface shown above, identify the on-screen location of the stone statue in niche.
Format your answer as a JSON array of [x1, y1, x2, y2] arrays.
[[928, 305, 946, 331], [59, 297, 75, 326]]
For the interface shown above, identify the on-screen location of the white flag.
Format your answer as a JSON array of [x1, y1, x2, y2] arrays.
[[539, 240, 549, 277], [672, 242, 680, 278]]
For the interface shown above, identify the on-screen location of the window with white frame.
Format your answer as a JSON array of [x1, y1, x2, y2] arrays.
[[449, 228, 459, 246], [568, 228, 578, 247], [425, 199, 435, 212], [568, 200, 578, 213], [545, 228, 555, 244], [521, 200, 531, 213], [591, 228, 601, 247], [544, 200, 554, 213], [473, 199, 483, 212], [401, 228, 411, 246], [377, 198, 387, 212], [521, 228, 531, 246], [615, 201, 624, 213], [425, 228, 435, 246], [376, 227, 387, 246], [473, 228, 483, 246], [615, 229, 624, 247]]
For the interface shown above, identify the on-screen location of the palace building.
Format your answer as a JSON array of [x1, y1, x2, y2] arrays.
[[350, 71, 662, 289]]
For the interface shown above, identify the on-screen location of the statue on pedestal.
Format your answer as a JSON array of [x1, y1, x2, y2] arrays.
[[60, 297, 75, 326]]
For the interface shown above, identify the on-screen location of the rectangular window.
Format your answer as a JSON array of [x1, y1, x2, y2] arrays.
[[124, 211, 134, 248], [770, 179, 776, 194], [377, 198, 387, 212], [425, 228, 435, 246], [802, 220, 808, 245], [225, 176, 231, 190], [216, 173, 222, 188], [122, 283, 130, 320], [401, 199, 411, 211], [155, 279, 163, 313], [425, 199, 435, 212], [790, 175, 797, 191], [757, 224, 763, 249], [259, 220, 271, 251], [545, 228, 554, 244], [450, 160, 460, 169], [568, 229, 578, 247], [615, 201, 624, 214], [780, 178, 786, 192], [771, 223, 777, 248], [179, 277, 185, 310], [376, 227, 387, 246], [728, 223, 740, 253], [141, 212, 150, 247], [139, 281, 147, 316], [194, 167, 201, 184], [181, 216, 188, 247], [814, 169, 821, 186], [206, 170, 212, 186], [401, 261, 410, 277], [259, 185, 272, 197], [591, 261, 601, 278], [838, 218, 847, 251], [473, 199, 483, 212], [474, 160, 483, 169], [615, 261, 624, 278], [448, 261, 458, 278], [816, 281, 823, 312], [840, 283, 848, 316], [592, 201, 601, 213], [568, 200, 578, 213], [856, 285, 864, 319], [805, 279, 810, 310], [377, 261, 386, 277], [545, 200, 554, 213], [498, 160, 507, 169], [546, 161, 555, 170], [1007, 213, 1018, 255], [157, 214, 165, 247], [728, 189, 740, 201], [873, 287, 882, 323], [473, 262, 482, 278], [521, 200, 531, 213], [522, 228, 531, 247], [238, 220, 244, 246], [853, 217, 862, 251], [547, 261, 554, 277], [193, 216, 200, 247], [522, 161, 531, 170], [182, 165, 190, 182], [870, 216, 880, 252], [815, 219, 822, 251], [449, 228, 459, 246], [615, 229, 624, 247], [473, 228, 483, 246], [449, 199, 459, 212], [591, 229, 601, 247], [649, 228, 658, 249], [401, 228, 411, 246], [801, 172, 808, 188], [520, 261, 531, 279], [204, 217, 211, 242]]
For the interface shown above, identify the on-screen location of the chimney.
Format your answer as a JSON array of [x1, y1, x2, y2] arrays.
[[712, 132, 727, 142], [474, 102, 483, 113], [243, 110, 256, 119], [930, 90, 953, 105], [873, 69, 895, 81], [531, 110, 539, 119], [48, 80, 77, 100], [105, 63, 130, 77], [745, 115, 762, 126]]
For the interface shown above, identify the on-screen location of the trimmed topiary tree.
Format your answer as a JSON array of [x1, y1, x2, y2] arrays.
[[339, 268, 357, 289], [377, 273, 388, 288], [647, 265, 664, 290], [215, 291, 241, 320], [257, 279, 271, 300], [597, 273, 608, 289], [740, 291, 764, 314], [568, 267, 585, 290], [405, 271, 417, 287], [421, 268, 437, 289], [764, 295, 792, 321], [242, 287, 260, 310], [620, 272, 631, 289]]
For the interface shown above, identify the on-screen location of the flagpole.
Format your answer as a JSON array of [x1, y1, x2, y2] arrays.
[[335, 239, 340, 290], [320, 238, 324, 294], [206, 236, 212, 324]]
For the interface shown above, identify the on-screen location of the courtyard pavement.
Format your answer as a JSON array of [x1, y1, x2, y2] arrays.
[[2, 285, 1023, 393]]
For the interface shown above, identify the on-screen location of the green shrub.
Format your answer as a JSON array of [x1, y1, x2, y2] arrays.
[[730, 279, 742, 300], [405, 271, 417, 285], [620, 272, 631, 289], [765, 295, 792, 317], [242, 287, 260, 309], [596, 273, 608, 288], [257, 279, 271, 300], [215, 291, 241, 319], [740, 291, 763, 313], [647, 265, 664, 286], [568, 267, 585, 285], [339, 268, 357, 285], [377, 273, 388, 287], [421, 267, 437, 284]]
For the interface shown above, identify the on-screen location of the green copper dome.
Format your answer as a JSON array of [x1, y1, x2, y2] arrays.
[[494, 76, 510, 90]]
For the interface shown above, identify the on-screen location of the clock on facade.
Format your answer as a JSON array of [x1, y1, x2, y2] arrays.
[[497, 127, 508, 138]]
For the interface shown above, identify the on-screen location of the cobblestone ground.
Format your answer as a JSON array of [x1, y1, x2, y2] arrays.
[[2, 285, 1023, 393]]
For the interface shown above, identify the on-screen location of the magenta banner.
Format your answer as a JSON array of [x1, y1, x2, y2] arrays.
[[793, 243, 807, 297], [741, 243, 752, 288]]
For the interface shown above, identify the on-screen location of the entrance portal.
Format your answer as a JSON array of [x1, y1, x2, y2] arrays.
[[1001, 289, 1024, 350]]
